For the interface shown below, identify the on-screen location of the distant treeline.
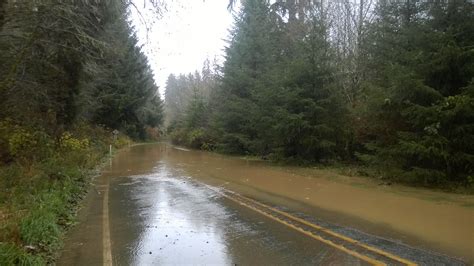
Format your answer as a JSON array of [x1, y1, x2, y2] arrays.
[[165, 0, 474, 187]]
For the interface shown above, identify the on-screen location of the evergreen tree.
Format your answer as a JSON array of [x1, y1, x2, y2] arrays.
[[0, 1, 164, 141], [160, 0, 473, 187], [359, 0, 474, 184], [271, 5, 347, 161], [214, 0, 276, 154]]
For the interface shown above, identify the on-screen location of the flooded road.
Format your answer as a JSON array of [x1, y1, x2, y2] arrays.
[[59, 143, 474, 265]]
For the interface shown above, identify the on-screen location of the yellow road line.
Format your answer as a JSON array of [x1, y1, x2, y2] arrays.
[[224, 194, 385, 266], [212, 188, 417, 266], [102, 180, 113, 266], [235, 192, 417, 266]]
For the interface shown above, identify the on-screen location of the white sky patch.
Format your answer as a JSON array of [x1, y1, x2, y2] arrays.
[[130, 0, 234, 97]]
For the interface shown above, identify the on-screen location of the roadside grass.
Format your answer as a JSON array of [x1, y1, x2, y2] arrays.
[[0, 243, 44, 265], [166, 136, 474, 194], [0, 125, 132, 264], [327, 163, 474, 195], [261, 155, 474, 195]]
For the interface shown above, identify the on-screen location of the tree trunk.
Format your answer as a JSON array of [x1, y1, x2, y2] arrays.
[[0, 0, 7, 30]]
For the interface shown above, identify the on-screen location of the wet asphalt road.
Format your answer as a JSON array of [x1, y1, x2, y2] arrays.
[[59, 143, 470, 265], [108, 168, 358, 265], [59, 145, 359, 265]]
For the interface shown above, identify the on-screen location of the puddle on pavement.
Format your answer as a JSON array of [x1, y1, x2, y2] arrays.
[[60, 143, 474, 264], [153, 143, 474, 262], [60, 144, 357, 265], [109, 171, 357, 265]]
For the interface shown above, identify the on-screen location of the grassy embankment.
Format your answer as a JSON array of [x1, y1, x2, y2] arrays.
[[0, 121, 131, 264], [169, 133, 474, 194]]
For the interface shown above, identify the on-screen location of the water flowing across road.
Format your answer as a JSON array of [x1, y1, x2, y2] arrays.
[[59, 143, 474, 265]]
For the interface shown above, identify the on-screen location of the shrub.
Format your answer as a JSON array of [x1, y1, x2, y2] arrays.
[[0, 243, 44, 266], [114, 135, 131, 149], [0, 121, 54, 162], [19, 210, 61, 253], [187, 128, 205, 149], [59, 132, 90, 152], [170, 128, 187, 145]]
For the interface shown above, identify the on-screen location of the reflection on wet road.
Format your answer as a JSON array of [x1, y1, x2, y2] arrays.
[[59, 143, 473, 265], [110, 167, 356, 265], [113, 172, 234, 265]]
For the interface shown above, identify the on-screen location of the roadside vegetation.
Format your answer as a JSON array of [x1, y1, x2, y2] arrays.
[[0, 0, 473, 263], [165, 0, 474, 189], [0, 124, 132, 264], [0, 1, 163, 264]]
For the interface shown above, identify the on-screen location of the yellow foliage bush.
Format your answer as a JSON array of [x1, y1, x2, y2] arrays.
[[59, 132, 90, 152], [114, 136, 130, 149], [0, 120, 53, 161], [8, 129, 36, 156]]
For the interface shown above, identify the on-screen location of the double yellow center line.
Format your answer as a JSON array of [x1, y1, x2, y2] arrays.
[[210, 187, 417, 266]]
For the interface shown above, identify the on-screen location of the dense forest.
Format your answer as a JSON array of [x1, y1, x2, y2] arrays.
[[0, 0, 473, 263], [0, 1, 163, 264], [0, 0, 163, 142], [166, 0, 474, 187]]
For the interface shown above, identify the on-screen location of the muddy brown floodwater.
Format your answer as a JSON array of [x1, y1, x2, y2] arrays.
[[59, 143, 474, 265]]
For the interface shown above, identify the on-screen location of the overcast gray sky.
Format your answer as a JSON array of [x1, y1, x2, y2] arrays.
[[130, 0, 235, 96]]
